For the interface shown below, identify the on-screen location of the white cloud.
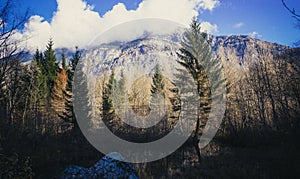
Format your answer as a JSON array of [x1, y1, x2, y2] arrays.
[[14, 0, 220, 50], [248, 31, 262, 39], [200, 21, 219, 34], [233, 22, 244, 29], [195, 0, 220, 11]]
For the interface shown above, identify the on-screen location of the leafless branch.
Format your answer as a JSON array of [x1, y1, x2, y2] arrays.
[[282, 0, 300, 21]]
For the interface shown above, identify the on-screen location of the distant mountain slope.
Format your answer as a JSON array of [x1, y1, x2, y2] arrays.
[[211, 35, 289, 65], [20, 34, 293, 71], [84, 34, 292, 77]]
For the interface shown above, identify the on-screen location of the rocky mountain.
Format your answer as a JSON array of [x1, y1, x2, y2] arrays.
[[82, 33, 291, 84], [20, 33, 291, 71], [211, 35, 289, 65]]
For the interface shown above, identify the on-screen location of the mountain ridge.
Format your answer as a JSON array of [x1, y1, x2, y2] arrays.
[[211, 35, 289, 65], [19, 34, 292, 67]]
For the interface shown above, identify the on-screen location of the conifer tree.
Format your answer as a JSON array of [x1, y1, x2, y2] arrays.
[[32, 49, 48, 108], [61, 47, 80, 129], [151, 64, 165, 97], [112, 70, 127, 115], [176, 17, 225, 161], [102, 70, 116, 122], [73, 59, 92, 131], [150, 64, 166, 124], [21, 53, 48, 133], [52, 52, 68, 119], [41, 39, 59, 99]]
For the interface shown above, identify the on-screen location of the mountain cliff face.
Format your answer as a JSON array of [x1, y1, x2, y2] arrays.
[[211, 35, 289, 65], [84, 34, 291, 80], [21, 34, 292, 69]]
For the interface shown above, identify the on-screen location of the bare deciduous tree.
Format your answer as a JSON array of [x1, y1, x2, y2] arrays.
[[0, 0, 28, 129], [282, 0, 300, 46], [282, 0, 300, 22]]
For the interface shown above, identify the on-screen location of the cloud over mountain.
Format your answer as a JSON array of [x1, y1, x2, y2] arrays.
[[14, 0, 220, 50], [200, 21, 219, 34], [248, 31, 262, 39]]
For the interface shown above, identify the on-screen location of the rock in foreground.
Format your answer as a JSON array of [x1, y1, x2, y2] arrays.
[[61, 152, 139, 179]]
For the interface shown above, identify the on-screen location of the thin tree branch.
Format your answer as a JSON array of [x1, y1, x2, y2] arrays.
[[282, 0, 300, 21]]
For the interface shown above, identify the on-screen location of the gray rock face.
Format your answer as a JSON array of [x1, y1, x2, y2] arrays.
[[61, 152, 139, 179], [211, 35, 288, 65], [85, 34, 289, 78]]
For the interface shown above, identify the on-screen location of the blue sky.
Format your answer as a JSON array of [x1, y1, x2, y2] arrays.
[[17, 0, 300, 49], [200, 0, 300, 46]]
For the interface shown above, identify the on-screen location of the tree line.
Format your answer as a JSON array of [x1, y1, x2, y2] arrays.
[[0, 39, 84, 137]]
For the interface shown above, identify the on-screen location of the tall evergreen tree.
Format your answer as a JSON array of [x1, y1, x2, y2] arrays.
[[150, 64, 166, 124], [21, 55, 48, 134], [61, 47, 80, 130], [102, 70, 116, 122], [151, 64, 165, 97], [73, 60, 93, 131], [40, 39, 59, 99], [176, 17, 225, 162], [52, 52, 68, 121], [32, 49, 48, 108], [112, 70, 127, 115]]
